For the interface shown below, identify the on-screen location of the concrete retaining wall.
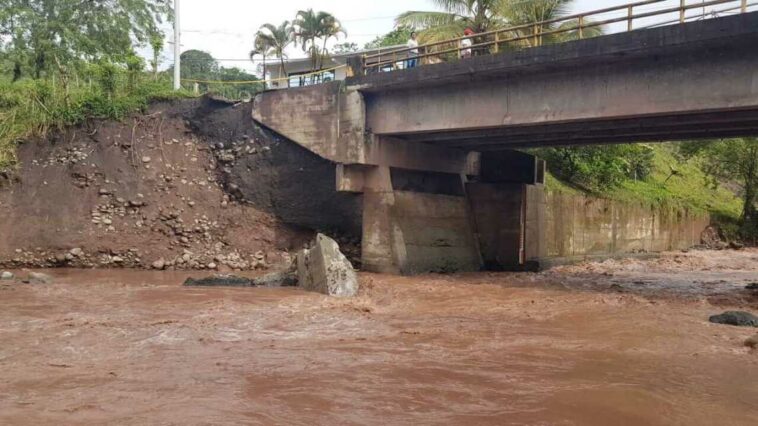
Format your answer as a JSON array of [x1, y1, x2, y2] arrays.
[[544, 191, 710, 259]]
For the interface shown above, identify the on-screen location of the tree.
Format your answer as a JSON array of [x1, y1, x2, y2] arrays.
[[250, 36, 273, 89], [365, 26, 415, 49], [215, 67, 263, 99], [397, 0, 594, 46], [294, 9, 346, 70], [149, 33, 165, 80], [255, 21, 294, 83], [397, 0, 503, 44], [496, 0, 601, 47], [0, 0, 172, 80], [333, 42, 359, 55], [294, 9, 326, 70], [317, 14, 346, 69], [681, 138, 758, 237], [172, 50, 218, 92]]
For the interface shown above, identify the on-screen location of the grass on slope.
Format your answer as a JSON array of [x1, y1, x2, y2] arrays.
[[0, 76, 192, 172], [546, 144, 743, 219]]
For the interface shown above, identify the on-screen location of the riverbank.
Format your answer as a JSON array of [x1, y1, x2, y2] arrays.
[[1, 249, 756, 425]]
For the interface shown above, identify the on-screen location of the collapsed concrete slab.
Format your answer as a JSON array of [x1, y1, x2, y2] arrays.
[[297, 234, 359, 297]]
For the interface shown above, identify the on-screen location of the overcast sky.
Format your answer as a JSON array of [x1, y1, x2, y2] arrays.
[[167, 0, 725, 74]]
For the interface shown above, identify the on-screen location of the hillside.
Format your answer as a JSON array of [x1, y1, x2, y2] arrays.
[[0, 97, 364, 271], [545, 143, 743, 222]]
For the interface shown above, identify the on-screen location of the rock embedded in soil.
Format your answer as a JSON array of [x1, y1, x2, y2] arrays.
[[297, 234, 358, 297], [747, 283, 758, 291], [745, 334, 758, 349], [709, 311, 758, 328], [1, 271, 14, 280]]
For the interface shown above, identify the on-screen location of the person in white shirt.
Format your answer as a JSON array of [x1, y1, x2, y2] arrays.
[[406, 32, 419, 69], [460, 28, 474, 59]]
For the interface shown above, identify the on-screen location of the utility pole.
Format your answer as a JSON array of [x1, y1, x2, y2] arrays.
[[173, 0, 181, 90]]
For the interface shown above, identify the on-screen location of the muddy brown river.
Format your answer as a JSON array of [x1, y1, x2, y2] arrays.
[[1, 249, 757, 425]]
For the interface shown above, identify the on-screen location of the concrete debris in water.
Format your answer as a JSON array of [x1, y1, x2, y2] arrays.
[[26, 272, 53, 284], [708, 311, 758, 328], [183, 271, 298, 288], [297, 234, 358, 297], [250, 270, 298, 287], [184, 276, 253, 287]]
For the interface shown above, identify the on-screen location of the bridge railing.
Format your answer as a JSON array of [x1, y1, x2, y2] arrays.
[[361, 0, 755, 74]]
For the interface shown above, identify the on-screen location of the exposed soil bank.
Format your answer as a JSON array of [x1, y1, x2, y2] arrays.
[[0, 249, 756, 425], [0, 98, 361, 270]]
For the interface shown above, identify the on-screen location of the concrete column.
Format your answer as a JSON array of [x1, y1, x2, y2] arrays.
[[361, 166, 404, 274]]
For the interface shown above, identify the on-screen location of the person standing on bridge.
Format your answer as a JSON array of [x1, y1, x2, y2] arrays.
[[460, 28, 474, 59], [406, 31, 419, 69]]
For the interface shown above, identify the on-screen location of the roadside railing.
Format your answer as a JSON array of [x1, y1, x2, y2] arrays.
[[361, 0, 756, 74]]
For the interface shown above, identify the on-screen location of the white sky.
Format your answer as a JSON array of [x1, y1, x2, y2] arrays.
[[165, 0, 739, 74]]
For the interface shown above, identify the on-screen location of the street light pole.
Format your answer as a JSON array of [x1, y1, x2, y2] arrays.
[[173, 0, 181, 90]]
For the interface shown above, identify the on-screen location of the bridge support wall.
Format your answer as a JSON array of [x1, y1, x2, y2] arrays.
[[359, 166, 483, 274]]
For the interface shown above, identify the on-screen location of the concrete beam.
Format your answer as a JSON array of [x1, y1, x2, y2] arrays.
[[252, 85, 479, 176]]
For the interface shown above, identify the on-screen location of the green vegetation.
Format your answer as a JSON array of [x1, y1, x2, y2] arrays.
[[0, 71, 189, 171], [535, 144, 655, 191], [0, 0, 187, 172], [0, 0, 171, 81], [680, 138, 758, 238], [365, 26, 416, 49], [543, 143, 748, 237], [293, 10, 346, 70], [252, 22, 295, 84], [397, 0, 599, 45], [172, 50, 262, 98]]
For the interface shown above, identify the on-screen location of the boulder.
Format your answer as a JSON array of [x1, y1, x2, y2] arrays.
[[1, 271, 14, 280], [709, 311, 758, 328], [297, 234, 358, 297]]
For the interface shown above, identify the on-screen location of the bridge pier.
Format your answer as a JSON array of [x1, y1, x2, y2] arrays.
[[338, 150, 547, 275], [347, 165, 483, 274]]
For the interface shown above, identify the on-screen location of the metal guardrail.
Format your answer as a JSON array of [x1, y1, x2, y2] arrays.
[[362, 0, 753, 73]]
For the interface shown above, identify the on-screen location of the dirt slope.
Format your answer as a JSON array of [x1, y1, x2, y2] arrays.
[[0, 98, 324, 271]]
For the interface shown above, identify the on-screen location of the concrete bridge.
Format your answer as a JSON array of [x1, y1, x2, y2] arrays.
[[252, 12, 758, 274]]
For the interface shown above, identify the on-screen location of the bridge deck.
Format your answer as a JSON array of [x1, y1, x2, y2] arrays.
[[349, 12, 758, 148]]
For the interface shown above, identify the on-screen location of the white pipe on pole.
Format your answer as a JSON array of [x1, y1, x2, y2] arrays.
[[173, 0, 181, 90]]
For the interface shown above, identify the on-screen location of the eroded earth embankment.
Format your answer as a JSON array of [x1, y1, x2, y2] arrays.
[[0, 97, 361, 271]]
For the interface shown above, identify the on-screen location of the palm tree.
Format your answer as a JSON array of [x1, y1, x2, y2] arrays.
[[398, 0, 600, 47], [396, 0, 503, 44], [318, 15, 347, 70], [496, 0, 601, 47], [294, 10, 346, 71], [255, 21, 294, 83], [250, 35, 272, 89], [294, 9, 327, 70]]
